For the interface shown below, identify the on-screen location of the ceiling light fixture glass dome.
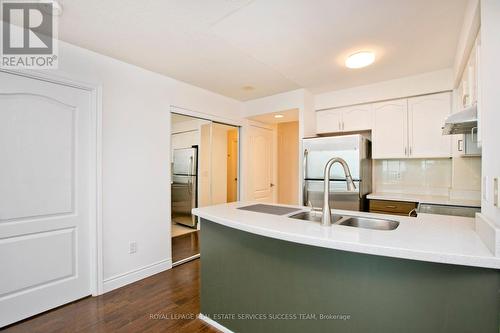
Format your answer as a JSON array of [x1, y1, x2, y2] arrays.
[[345, 51, 375, 69]]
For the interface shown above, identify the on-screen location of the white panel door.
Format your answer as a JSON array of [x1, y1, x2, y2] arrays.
[[248, 125, 274, 202], [341, 104, 373, 132], [0, 72, 92, 327], [315, 109, 342, 134], [372, 99, 408, 159], [408, 93, 452, 158]]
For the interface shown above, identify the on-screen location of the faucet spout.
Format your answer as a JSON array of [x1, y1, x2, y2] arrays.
[[321, 157, 356, 226]]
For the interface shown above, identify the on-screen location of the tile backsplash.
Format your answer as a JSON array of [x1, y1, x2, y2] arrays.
[[374, 159, 452, 197], [373, 157, 482, 200]]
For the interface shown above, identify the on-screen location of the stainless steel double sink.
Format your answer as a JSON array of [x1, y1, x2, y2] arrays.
[[289, 210, 399, 231]]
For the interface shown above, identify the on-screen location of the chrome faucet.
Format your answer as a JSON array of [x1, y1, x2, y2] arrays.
[[321, 157, 356, 226]]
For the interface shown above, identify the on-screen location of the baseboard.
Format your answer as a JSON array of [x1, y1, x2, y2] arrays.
[[198, 314, 235, 333], [475, 213, 500, 256], [103, 258, 172, 293]]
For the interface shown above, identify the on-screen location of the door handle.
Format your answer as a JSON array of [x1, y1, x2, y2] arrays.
[[270, 183, 275, 187]]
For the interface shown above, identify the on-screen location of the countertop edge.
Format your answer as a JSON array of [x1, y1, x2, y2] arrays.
[[193, 207, 500, 270]]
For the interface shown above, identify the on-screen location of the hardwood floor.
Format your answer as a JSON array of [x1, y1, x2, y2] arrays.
[[172, 231, 200, 263], [2, 260, 220, 333]]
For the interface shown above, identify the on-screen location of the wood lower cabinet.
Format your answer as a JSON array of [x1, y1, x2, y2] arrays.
[[369, 199, 417, 216]]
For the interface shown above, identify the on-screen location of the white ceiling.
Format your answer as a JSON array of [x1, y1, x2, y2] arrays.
[[248, 108, 299, 124], [57, 0, 467, 101]]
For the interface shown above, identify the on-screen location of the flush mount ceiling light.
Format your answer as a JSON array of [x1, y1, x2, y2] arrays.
[[345, 51, 375, 69], [242, 86, 255, 91], [274, 114, 284, 119]]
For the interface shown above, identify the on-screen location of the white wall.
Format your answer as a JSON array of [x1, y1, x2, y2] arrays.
[[47, 40, 242, 291], [314, 69, 454, 110], [479, 0, 500, 226]]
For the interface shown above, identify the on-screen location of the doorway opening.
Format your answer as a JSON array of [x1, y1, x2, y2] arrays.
[[170, 112, 239, 265], [246, 108, 300, 205]]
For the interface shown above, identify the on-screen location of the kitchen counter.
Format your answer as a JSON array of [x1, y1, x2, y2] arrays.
[[367, 192, 481, 207], [193, 202, 499, 269]]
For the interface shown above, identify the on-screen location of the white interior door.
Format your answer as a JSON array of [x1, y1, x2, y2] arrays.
[[248, 125, 274, 202], [0, 72, 93, 327]]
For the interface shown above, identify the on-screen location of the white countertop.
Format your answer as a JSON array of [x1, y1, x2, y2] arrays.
[[192, 202, 500, 270], [367, 192, 481, 207]]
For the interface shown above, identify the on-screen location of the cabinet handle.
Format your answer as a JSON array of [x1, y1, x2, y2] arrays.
[[385, 205, 397, 209], [339, 121, 342, 131], [404, 147, 407, 156], [409, 147, 412, 155], [342, 122, 345, 131]]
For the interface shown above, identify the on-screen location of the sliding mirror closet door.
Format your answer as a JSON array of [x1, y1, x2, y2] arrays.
[[170, 113, 239, 265]]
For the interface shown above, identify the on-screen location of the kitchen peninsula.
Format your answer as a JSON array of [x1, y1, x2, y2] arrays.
[[193, 202, 500, 333]]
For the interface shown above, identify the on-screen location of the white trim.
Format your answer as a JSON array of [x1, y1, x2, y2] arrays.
[[0, 68, 104, 297], [172, 253, 200, 267], [198, 314, 235, 333], [171, 105, 243, 127], [103, 259, 173, 293]]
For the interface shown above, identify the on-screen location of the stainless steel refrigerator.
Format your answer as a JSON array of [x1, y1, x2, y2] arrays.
[[171, 147, 198, 227], [302, 134, 371, 211]]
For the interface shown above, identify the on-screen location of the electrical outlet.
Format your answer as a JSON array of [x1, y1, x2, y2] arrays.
[[129, 241, 137, 254]]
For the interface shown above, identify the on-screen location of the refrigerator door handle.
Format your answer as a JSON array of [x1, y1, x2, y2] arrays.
[[303, 149, 309, 205], [189, 156, 194, 175], [187, 177, 192, 194]]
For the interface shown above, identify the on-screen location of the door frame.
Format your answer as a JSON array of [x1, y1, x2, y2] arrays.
[[0, 68, 104, 296]]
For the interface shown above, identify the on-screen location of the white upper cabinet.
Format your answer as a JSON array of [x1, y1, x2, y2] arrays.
[[316, 109, 342, 134], [342, 104, 373, 132], [372, 99, 408, 159], [316, 104, 372, 134], [408, 92, 451, 158], [372, 92, 452, 159]]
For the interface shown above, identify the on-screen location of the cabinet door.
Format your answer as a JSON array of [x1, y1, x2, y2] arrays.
[[315, 109, 342, 134], [372, 99, 408, 159], [408, 92, 451, 158], [342, 104, 373, 132]]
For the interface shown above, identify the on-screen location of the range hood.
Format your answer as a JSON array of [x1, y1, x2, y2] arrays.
[[442, 104, 477, 135]]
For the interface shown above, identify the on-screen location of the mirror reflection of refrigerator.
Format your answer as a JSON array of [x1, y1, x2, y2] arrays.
[[302, 135, 371, 211], [171, 147, 198, 227]]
